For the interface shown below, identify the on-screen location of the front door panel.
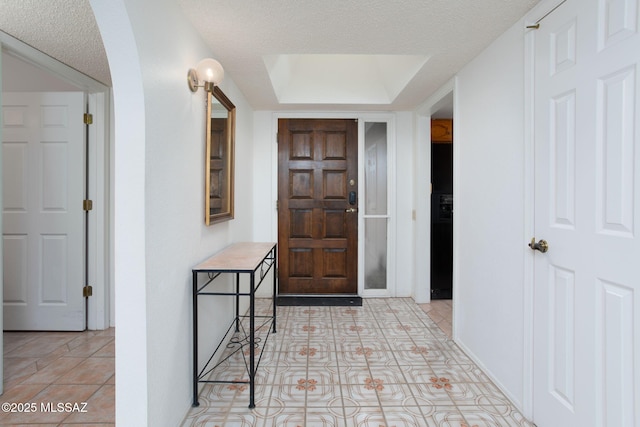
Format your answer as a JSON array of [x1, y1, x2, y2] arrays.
[[278, 119, 358, 294]]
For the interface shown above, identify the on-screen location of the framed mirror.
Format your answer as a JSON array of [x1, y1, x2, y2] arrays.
[[205, 86, 235, 225]]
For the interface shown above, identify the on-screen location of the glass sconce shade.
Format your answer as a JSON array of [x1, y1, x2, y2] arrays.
[[196, 58, 224, 86]]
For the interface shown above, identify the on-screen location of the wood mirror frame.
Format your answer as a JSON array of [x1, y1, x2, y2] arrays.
[[205, 86, 235, 225]]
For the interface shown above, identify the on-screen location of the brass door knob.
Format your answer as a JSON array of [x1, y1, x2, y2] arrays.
[[528, 238, 549, 253]]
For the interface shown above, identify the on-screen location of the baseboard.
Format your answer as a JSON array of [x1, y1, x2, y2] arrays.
[[276, 295, 363, 306]]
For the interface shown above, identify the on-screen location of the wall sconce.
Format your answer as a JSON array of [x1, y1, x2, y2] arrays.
[[187, 58, 224, 93]]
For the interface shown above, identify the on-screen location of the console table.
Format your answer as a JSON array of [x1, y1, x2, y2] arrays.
[[191, 242, 277, 408]]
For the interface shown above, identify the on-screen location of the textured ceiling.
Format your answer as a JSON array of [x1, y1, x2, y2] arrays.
[[0, 0, 111, 86], [0, 0, 540, 110]]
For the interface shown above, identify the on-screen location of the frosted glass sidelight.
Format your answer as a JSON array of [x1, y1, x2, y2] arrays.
[[365, 218, 388, 289], [365, 123, 387, 215], [364, 122, 388, 290]]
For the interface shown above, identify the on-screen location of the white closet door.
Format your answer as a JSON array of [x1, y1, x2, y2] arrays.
[[2, 91, 85, 331]]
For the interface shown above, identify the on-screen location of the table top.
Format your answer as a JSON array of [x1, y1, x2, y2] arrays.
[[192, 242, 276, 272]]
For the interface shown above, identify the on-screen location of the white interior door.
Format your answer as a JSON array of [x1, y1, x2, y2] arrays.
[[2, 91, 85, 331], [532, 0, 640, 425]]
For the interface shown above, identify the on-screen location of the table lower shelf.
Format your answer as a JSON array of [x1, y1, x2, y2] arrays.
[[196, 314, 276, 388]]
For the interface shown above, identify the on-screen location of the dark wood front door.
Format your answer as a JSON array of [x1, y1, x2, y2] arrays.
[[278, 119, 358, 295]]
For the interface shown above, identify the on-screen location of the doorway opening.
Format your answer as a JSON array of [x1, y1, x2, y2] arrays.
[[414, 87, 454, 335], [430, 117, 453, 299], [1, 35, 111, 331]]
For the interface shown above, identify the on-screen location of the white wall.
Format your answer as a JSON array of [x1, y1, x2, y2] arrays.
[[394, 112, 414, 296], [252, 111, 277, 244], [91, 0, 254, 425], [454, 18, 527, 409]]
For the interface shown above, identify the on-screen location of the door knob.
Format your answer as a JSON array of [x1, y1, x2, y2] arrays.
[[528, 238, 549, 253], [345, 208, 358, 213]]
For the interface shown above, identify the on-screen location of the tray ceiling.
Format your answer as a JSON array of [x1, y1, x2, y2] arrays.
[[0, 0, 540, 110]]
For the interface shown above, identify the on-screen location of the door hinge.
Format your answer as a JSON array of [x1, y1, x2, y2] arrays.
[[83, 199, 93, 211], [276, 200, 279, 210], [83, 113, 93, 125], [83, 285, 93, 298]]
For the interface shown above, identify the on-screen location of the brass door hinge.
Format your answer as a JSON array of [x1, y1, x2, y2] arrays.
[[83, 200, 93, 211], [83, 285, 93, 298], [83, 113, 93, 125]]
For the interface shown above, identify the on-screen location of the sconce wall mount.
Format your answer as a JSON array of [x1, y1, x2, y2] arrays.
[[188, 58, 224, 93]]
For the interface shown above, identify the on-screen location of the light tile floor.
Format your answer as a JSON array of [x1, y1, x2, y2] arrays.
[[418, 299, 452, 338], [1, 328, 115, 426], [182, 298, 533, 427]]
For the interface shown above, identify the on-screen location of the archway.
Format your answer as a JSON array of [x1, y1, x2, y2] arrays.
[[89, 2, 148, 425]]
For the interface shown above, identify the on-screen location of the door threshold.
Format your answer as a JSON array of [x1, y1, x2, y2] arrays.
[[276, 295, 362, 307]]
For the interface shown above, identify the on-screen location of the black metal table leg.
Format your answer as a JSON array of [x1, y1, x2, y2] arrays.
[[249, 272, 255, 408], [235, 272, 240, 332], [272, 247, 277, 333], [192, 270, 199, 407]]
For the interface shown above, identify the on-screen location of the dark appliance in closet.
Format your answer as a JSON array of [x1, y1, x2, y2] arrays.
[[431, 120, 453, 299]]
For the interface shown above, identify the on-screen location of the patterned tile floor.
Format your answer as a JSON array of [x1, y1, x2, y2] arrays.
[[1, 328, 115, 426], [182, 298, 533, 427]]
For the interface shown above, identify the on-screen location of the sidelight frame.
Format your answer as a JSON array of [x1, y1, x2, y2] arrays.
[[358, 115, 397, 297]]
